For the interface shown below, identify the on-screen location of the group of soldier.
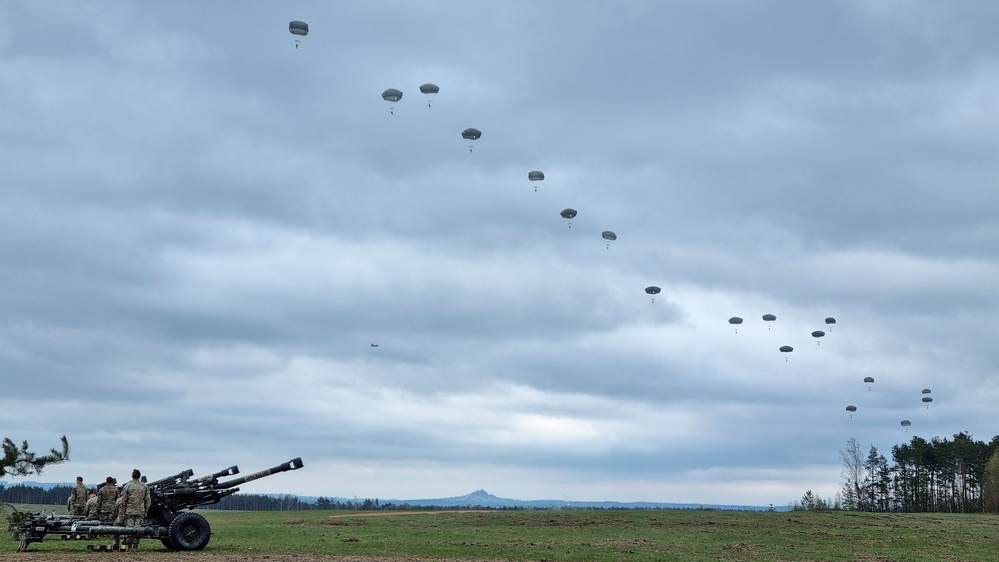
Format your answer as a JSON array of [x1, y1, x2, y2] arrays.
[[66, 469, 151, 551]]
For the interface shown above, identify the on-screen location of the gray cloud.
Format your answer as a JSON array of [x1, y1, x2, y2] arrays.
[[1, 1, 996, 505]]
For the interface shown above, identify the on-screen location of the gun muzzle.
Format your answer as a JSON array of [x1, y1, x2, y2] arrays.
[[216, 458, 304, 489], [195, 465, 239, 482]]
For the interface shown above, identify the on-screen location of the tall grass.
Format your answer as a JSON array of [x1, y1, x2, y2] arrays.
[[7, 508, 999, 561]]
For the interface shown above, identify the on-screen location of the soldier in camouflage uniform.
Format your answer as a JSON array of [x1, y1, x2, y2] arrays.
[[69, 476, 89, 515], [84, 490, 99, 519], [120, 469, 150, 551], [113, 493, 125, 525], [96, 476, 118, 522]]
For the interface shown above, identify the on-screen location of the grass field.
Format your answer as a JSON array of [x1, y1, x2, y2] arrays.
[[6, 507, 999, 561]]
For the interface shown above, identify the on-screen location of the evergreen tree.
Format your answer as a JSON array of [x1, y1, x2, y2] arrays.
[[1, 436, 70, 478]]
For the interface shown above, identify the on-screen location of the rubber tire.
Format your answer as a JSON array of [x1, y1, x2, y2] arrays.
[[167, 512, 211, 550]]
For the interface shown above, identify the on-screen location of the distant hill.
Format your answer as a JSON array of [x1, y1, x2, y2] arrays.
[[3, 481, 786, 512], [0, 480, 69, 490]]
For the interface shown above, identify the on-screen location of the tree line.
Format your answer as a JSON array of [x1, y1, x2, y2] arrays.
[[796, 432, 999, 512], [0, 485, 488, 512]]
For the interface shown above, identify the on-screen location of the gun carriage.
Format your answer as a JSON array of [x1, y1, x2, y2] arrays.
[[6, 457, 303, 551]]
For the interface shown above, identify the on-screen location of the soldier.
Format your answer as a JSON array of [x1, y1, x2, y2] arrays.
[[69, 476, 89, 515], [84, 489, 99, 519], [113, 491, 125, 525], [120, 469, 150, 551], [96, 476, 118, 522]]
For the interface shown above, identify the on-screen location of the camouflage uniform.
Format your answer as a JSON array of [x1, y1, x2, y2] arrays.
[[85, 493, 99, 519], [121, 474, 150, 551], [113, 494, 126, 525], [96, 482, 119, 522], [121, 476, 150, 527], [70, 480, 89, 515]]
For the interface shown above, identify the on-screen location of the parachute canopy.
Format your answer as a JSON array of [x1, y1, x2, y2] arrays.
[[645, 286, 661, 295], [921, 388, 932, 394], [762, 314, 776, 322], [922, 396, 933, 403], [461, 128, 481, 140], [825, 317, 836, 325], [381, 88, 403, 102], [863, 376, 875, 383], [811, 330, 825, 338], [289, 21, 309, 36], [779, 345, 793, 353], [901, 420, 911, 427], [528, 171, 545, 182], [601, 231, 617, 241], [419, 83, 439, 107], [560, 208, 577, 219], [846, 405, 857, 412], [729, 317, 743, 325]]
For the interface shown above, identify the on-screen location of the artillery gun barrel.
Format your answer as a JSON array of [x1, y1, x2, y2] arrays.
[[194, 465, 239, 482], [216, 457, 303, 489], [146, 468, 195, 488]]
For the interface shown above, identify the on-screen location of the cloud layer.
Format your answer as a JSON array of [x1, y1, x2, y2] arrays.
[[2, 1, 997, 505]]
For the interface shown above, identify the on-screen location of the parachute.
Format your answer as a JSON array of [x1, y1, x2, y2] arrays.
[[762, 314, 776, 330], [382, 88, 403, 114], [863, 376, 874, 390], [779, 345, 793, 361], [419, 83, 439, 107], [645, 286, 661, 303], [811, 330, 825, 344], [900, 420, 911, 427], [921, 388, 931, 394], [461, 128, 481, 152], [922, 396, 933, 408], [560, 208, 576, 228], [289, 21, 308, 48], [846, 405, 857, 418], [825, 317, 836, 331], [729, 316, 743, 333], [601, 231, 616, 249], [528, 171, 545, 192]]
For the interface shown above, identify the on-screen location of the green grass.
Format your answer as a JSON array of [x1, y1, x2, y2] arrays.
[[7, 508, 999, 561]]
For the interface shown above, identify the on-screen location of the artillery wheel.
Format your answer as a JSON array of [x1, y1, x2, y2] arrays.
[[167, 512, 211, 550]]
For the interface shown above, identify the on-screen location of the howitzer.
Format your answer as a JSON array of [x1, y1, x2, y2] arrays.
[[6, 457, 303, 552]]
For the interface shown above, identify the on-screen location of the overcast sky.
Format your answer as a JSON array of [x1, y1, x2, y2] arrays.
[[2, 1, 997, 507]]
